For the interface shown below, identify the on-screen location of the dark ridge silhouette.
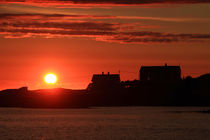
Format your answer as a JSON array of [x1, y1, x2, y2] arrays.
[[0, 64, 210, 108]]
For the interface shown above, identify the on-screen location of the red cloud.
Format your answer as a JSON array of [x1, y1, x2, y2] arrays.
[[1, 13, 210, 44], [1, 0, 210, 5]]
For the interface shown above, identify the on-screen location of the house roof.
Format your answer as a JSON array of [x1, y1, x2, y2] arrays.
[[92, 74, 120, 82], [140, 65, 181, 72]]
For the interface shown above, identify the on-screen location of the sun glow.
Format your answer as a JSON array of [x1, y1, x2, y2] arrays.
[[44, 73, 57, 84]]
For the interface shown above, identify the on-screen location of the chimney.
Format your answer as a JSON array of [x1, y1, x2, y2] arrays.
[[108, 72, 110, 75], [102, 72, 104, 75], [165, 63, 167, 67]]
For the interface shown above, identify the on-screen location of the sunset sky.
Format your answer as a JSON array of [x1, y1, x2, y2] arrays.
[[0, 0, 210, 90]]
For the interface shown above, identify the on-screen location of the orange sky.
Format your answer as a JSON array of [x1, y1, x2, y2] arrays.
[[0, 1, 210, 90]]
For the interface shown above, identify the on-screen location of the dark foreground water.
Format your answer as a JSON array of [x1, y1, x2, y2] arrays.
[[0, 107, 210, 140]]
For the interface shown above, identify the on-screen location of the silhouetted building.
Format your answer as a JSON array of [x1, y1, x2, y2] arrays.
[[140, 64, 181, 82], [88, 72, 121, 91], [19, 87, 28, 93]]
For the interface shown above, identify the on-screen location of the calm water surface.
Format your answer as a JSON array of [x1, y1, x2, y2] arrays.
[[0, 107, 210, 140]]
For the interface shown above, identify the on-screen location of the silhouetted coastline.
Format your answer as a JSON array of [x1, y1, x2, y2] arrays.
[[0, 64, 210, 108]]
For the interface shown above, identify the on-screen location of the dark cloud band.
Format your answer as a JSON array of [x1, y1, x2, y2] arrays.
[[1, 13, 210, 44], [1, 0, 210, 5], [1, 23, 210, 44]]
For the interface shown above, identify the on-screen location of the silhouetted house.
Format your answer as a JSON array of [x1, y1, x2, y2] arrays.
[[140, 64, 181, 82], [88, 72, 121, 91], [19, 87, 28, 94]]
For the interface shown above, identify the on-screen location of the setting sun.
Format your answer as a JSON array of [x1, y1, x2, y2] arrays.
[[44, 73, 57, 84]]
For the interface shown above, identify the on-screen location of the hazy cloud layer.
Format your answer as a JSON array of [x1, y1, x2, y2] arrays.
[[1, 13, 210, 44], [1, 0, 210, 5], [0, 14, 115, 20], [1, 14, 209, 23]]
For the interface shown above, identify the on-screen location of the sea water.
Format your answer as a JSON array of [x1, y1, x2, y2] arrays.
[[0, 107, 210, 140]]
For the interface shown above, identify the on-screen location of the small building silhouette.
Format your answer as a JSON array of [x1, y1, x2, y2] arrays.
[[92, 72, 120, 85], [19, 87, 28, 93], [88, 72, 121, 91], [140, 64, 181, 82]]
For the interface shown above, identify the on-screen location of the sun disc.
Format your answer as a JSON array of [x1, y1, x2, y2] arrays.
[[44, 73, 57, 84]]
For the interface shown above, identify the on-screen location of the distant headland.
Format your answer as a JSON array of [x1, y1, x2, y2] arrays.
[[0, 64, 210, 108]]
